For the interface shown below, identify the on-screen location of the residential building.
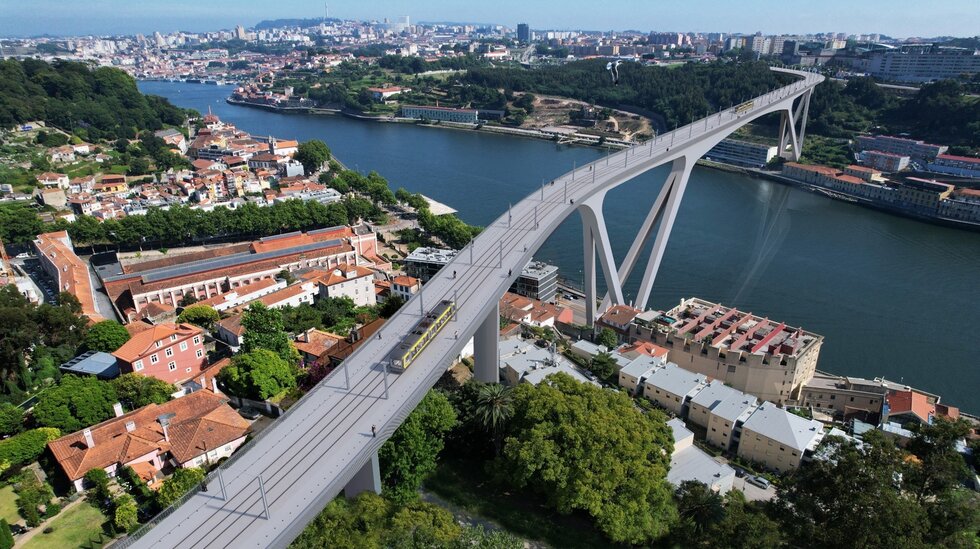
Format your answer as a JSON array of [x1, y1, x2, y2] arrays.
[[498, 292, 570, 328], [630, 297, 823, 404], [688, 380, 758, 452], [667, 418, 735, 494], [215, 314, 244, 351], [404, 247, 458, 282], [59, 351, 120, 380], [499, 338, 595, 386], [154, 128, 188, 154], [854, 134, 947, 163], [517, 23, 530, 43], [195, 278, 286, 312], [315, 264, 376, 307], [253, 281, 318, 310], [294, 328, 343, 365], [884, 389, 959, 426], [112, 323, 207, 385], [390, 275, 420, 302], [617, 354, 663, 395], [859, 150, 910, 172], [33, 231, 102, 321], [36, 172, 69, 189], [568, 340, 607, 362], [797, 372, 888, 420], [596, 305, 643, 343], [867, 44, 980, 83], [510, 261, 558, 302], [47, 390, 249, 491], [705, 138, 777, 168], [400, 105, 479, 124], [737, 402, 824, 473], [642, 362, 708, 416], [366, 86, 410, 102], [927, 154, 980, 178], [35, 187, 67, 209]]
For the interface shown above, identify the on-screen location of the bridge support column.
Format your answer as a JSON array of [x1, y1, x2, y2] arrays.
[[778, 89, 812, 162], [345, 451, 381, 498], [579, 194, 625, 326], [474, 303, 500, 383]]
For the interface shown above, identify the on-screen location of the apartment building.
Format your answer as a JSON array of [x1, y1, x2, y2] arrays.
[[314, 264, 376, 307], [687, 380, 759, 452], [642, 363, 708, 416], [400, 105, 479, 124], [112, 323, 207, 385], [854, 134, 947, 163], [737, 402, 824, 473], [928, 154, 980, 178], [617, 354, 664, 395], [33, 231, 102, 321], [704, 138, 777, 168]]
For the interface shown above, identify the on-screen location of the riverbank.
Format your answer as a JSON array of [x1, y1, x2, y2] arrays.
[[226, 96, 631, 150]]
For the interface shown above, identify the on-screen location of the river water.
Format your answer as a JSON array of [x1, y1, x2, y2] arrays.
[[139, 81, 980, 414]]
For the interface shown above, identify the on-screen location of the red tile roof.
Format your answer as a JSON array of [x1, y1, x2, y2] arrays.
[[113, 323, 203, 363], [47, 391, 249, 482]]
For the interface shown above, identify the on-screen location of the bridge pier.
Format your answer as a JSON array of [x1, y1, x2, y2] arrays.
[[345, 451, 381, 498], [473, 303, 500, 383]]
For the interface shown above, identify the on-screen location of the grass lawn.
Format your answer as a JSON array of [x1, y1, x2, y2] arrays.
[[424, 458, 615, 549], [22, 501, 110, 549], [0, 485, 20, 524]]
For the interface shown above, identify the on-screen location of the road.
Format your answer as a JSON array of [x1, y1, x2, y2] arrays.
[[125, 68, 822, 549]]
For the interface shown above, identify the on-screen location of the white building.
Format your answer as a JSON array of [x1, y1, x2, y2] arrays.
[[617, 355, 664, 395], [667, 418, 736, 494], [642, 363, 708, 416], [315, 264, 376, 307], [737, 402, 824, 473]]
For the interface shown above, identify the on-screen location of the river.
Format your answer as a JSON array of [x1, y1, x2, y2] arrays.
[[139, 81, 980, 414]]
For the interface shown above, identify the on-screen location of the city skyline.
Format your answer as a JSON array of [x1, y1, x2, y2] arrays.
[[1, 0, 978, 38]]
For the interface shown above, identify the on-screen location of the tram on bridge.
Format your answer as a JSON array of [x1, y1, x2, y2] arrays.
[[390, 299, 456, 372]]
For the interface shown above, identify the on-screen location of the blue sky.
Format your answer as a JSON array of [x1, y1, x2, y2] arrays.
[[1, 0, 977, 38]]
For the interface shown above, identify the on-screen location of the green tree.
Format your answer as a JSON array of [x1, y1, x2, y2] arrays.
[[474, 384, 513, 456], [156, 467, 205, 508], [84, 468, 111, 504], [0, 428, 60, 472], [241, 302, 299, 363], [82, 320, 131, 353], [378, 296, 404, 318], [14, 474, 53, 527], [493, 373, 676, 544], [294, 139, 331, 175], [218, 349, 297, 400], [379, 390, 457, 504], [127, 157, 150, 176], [33, 375, 118, 432], [708, 490, 784, 549], [596, 328, 617, 349], [674, 481, 725, 539], [111, 373, 174, 409], [113, 494, 139, 532], [0, 519, 13, 549], [176, 304, 220, 330], [905, 417, 972, 503], [589, 352, 618, 380], [0, 402, 24, 436], [775, 432, 927, 548]]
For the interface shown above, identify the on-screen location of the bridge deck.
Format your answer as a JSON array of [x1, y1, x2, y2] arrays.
[[127, 69, 822, 549]]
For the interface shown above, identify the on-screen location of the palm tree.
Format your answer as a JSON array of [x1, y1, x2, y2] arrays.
[[475, 383, 514, 456]]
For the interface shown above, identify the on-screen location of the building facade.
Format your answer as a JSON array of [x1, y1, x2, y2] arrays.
[[112, 323, 208, 385], [400, 105, 479, 124], [704, 138, 777, 168]]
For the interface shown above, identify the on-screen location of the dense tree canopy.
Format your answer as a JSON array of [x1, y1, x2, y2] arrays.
[[379, 390, 457, 504], [294, 139, 331, 175], [32, 374, 118, 432], [111, 373, 175, 409], [241, 302, 299, 363], [292, 492, 522, 549], [82, 320, 131, 353], [493, 373, 677, 544], [176, 304, 220, 330], [218, 349, 297, 400], [0, 59, 187, 140]]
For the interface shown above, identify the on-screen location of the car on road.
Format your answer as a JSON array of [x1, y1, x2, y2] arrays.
[[731, 465, 748, 478], [238, 407, 261, 420], [745, 475, 771, 489], [9, 523, 28, 535]]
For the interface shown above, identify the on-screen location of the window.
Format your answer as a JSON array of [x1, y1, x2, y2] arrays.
[[155, 341, 162, 349], [186, 368, 192, 373], [170, 334, 177, 342], [150, 354, 159, 364], [133, 360, 144, 371], [193, 336, 201, 345], [196, 349, 204, 359], [166, 347, 174, 357], [727, 365, 736, 373], [168, 361, 176, 371], [179, 341, 188, 352]]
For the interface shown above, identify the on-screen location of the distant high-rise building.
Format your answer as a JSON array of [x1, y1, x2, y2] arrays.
[[235, 25, 246, 40], [517, 23, 530, 43], [153, 31, 165, 47]]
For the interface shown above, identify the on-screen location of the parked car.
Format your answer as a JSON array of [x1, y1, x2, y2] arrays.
[[746, 475, 771, 489], [9, 523, 28, 535], [238, 407, 261, 420], [731, 465, 748, 478]]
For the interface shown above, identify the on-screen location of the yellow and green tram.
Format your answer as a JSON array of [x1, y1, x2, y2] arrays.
[[390, 299, 456, 372]]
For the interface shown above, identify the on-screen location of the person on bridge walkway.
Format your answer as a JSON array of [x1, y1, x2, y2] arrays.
[[371, 425, 377, 437], [508, 269, 512, 277], [454, 330, 458, 340], [453, 270, 457, 278]]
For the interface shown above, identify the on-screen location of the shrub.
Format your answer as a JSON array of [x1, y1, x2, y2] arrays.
[[0, 519, 13, 549]]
